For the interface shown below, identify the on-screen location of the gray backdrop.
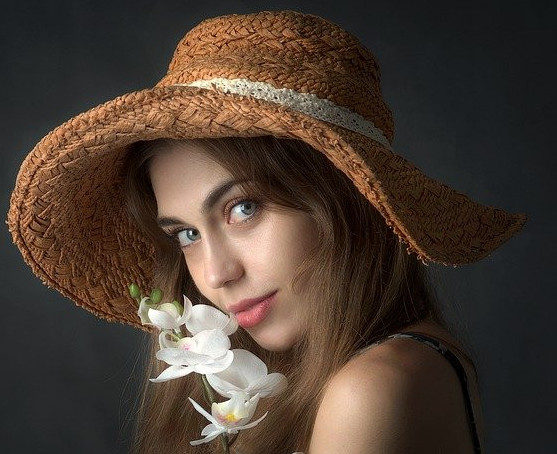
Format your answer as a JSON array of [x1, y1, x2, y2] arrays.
[[1, 0, 555, 452]]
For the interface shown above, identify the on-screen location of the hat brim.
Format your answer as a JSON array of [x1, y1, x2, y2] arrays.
[[8, 85, 526, 329]]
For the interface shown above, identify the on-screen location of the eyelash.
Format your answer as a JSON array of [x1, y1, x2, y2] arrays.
[[166, 197, 262, 248], [224, 197, 260, 224]]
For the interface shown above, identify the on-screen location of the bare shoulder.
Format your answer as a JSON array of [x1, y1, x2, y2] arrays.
[[308, 338, 475, 453]]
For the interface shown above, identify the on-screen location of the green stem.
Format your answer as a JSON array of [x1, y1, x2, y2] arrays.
[[228, 433, 238, 447], [201, 375, 216, 406], [220, 434, 230, 454], [170, 331, 183, 341]]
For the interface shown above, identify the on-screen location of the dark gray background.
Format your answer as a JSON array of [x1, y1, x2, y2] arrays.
[[1, 0, 555, 452]]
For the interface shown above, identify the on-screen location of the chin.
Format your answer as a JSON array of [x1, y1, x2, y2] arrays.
[[248, 330, 299, 352]]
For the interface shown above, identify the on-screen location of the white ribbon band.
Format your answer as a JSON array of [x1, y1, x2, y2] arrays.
[[173, 78, 392, 150]]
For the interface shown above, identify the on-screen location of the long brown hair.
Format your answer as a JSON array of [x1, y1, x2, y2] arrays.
[[125, 136, 445, 453]]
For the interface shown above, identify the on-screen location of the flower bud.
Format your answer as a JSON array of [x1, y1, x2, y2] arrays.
[[129, 283, 141, 299], [150, 288, 163, 304], [158, 302, 181, 318], [171, 300, 184, 315]]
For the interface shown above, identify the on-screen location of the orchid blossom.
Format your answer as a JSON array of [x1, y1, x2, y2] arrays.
[[189, 394, 267, 446], [140, 295, 193, 331], [206, 349, 287, 398], [151, 329, 234, 382]]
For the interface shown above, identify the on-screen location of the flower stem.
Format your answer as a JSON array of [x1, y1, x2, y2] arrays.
[[201, 375, 216, 405], [170, 331, 182, 341], [220, 434, 230, 454], [228, 433, 238, 447]]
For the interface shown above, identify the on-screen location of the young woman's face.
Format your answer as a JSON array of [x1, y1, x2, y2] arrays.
[[149, 143, 319, 351]]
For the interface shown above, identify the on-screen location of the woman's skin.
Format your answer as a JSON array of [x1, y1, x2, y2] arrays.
[[149, 141, 484, 453], [309, 317, 484, 453]]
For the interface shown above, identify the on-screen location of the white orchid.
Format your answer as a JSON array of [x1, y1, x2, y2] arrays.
[[130, 285, 287, 452], [151, 329, 234, 382], [206, 349, 287, 398], [189, 394, 267, 446], [140, 295, 193, 331]]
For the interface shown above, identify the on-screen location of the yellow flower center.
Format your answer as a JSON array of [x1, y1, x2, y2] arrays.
[[224, 412, 239, 423]]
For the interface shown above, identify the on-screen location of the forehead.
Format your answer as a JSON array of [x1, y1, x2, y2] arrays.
[[148, 143, 232, 214]]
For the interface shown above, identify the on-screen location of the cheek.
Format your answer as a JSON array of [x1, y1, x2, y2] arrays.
[[270, 217, 319, 280]]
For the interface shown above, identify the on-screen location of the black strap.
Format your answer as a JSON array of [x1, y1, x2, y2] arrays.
[[378, 332, 482, 453]]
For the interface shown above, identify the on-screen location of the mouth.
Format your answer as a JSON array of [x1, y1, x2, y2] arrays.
[[230, 291, 277, 329]]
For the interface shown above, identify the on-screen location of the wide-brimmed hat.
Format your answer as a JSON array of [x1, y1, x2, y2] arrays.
[[8, 10, 526, 329]]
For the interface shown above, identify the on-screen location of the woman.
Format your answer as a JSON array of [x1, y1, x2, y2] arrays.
[[8, 10, 525, 453]]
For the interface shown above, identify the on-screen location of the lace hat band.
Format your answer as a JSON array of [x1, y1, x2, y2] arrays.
[[176, 78, 393, 150]]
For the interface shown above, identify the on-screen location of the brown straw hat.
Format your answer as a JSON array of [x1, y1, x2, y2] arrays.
[[8, 10, 526, 329]]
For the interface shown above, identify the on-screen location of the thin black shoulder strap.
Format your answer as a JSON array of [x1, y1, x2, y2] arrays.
[[382, 332, 482, 454]]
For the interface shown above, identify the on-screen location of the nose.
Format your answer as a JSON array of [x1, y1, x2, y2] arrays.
[[202, 236, 244, 289]]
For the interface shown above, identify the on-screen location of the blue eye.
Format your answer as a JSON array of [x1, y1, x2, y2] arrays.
[[229, 200, 258, 223], [177, 228, 200, 247]]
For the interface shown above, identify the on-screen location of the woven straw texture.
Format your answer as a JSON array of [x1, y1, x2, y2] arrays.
[[7, 10, 526, 329]]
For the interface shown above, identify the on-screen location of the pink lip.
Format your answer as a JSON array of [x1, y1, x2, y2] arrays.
[[230, 291, 277, 329]]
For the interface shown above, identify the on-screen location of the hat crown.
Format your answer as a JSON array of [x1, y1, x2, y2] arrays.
[[157, 10, 394, 142]]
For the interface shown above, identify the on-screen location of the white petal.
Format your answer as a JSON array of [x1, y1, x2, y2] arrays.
[[147, 308, 178, 330], [230, 349, 268, 381], [188, 397, 219, 426], [207, 349, 267, 392], [156, 347, 211, 366], [192, 330, 231, 357], [137, 297, 152, 325], [190, 428, 223, 446], [201, 423, 219, 436], [243, 394, 261, 421], [158, 302, 180, 318], [222, 312, 238, 335], [186, 304, 229, 334], [183, 295, 193, 315], [209, 394, 261, 429], [193, 351, 234, 374], [175, 295, 193, 326], [149, 365, 192, 382], [207, 351, 287, 398], [247, 372, 288, 397], [235, 411, 268, 431], [158, 330, 178, 349], [212, 392, 251, 423], [205, 373, 243, 398]]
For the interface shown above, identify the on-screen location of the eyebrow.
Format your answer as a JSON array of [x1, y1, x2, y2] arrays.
[[156, 178, 243, 228]]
